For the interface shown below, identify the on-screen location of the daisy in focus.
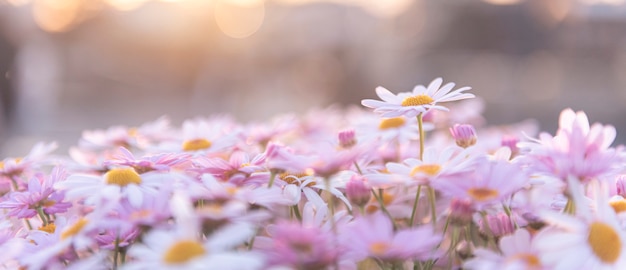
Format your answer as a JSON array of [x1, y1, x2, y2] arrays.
[[361, 77, 475, 118], [534, 183, 626, 270]]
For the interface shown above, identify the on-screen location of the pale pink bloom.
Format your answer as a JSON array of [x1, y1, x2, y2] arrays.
[[125, 193, 263, 270], [55, 167, 164, 208], [478, 212, 516, 237], [433, 158, 529, 210], [0, 142, 58, 189], [361, 77, 474, 118], [105, 147, 190, 174], [244, 114, 299, 146], [0, 166, 71, 218], [464, 229, 545, 270], [376, 146, 478, 187], [255, 221, 338, 269], [450, 124, 477, 148], [534, 181, 626, 270], [352, 112, 426, 144], [519, 108, 623, 183], [79, 125, 139, 151], [191, 151, 265, 185], [340, 212, 440, 261]]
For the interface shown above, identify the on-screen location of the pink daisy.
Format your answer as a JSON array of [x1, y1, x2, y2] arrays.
[[432, 157, 529, 210], [519, 108, 623, 183], [340, 212, 441, 262]]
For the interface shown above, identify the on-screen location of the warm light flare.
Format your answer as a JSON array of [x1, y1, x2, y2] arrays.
[[106, 0, 149, 11], [215, 0, 265, 39], [33, 0, 82, 32]]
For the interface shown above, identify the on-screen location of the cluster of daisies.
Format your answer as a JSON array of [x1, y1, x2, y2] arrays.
[[0, 77, 625, 270]]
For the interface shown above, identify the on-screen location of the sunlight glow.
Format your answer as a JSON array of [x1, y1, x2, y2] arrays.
[[215, 0, 265, 39]]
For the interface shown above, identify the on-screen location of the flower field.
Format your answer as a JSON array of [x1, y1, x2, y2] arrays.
[[0, 78, 624, 269]]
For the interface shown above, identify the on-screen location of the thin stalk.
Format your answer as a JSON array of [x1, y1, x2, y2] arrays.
[[372, 189, 396, 230], [427, 186, 437, 227], [113, 235, 120, 270], [417, 113, 425, 160], [267, 171, 277, 188], [480, 211, 497, 249], [292, 205, 302, 221], [36, 207, 49, 226], [409, 185, 423, 226]]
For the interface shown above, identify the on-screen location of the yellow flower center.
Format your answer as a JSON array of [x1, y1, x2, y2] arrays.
[[378, 117, 406, 130], [401, 95, 434, 106], [588, 222, 621, 263], [105, 168, 142, 187], [279, 172, 315, 187], [610, 200, 626, 214], [366, 191, 395, 213], [182, 139, 212, 152], [163, 240, 206, 264], [61, 218, 88, 240], [38, 223, 56, 234], [467, 188, 499, 202], [410, 164, 441, 177], [369, 242, 390, 256], [507, 253, 541, 267]]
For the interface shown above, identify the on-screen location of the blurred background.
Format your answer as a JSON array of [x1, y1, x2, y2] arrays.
[[0, 0, 626, 155]]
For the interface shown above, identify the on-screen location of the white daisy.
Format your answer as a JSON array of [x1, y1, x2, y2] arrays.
[[361, 77, 475, 118], [534, 181, 626, 270], [464, 229, 544, 270], [54, 167, 164, 208], [123, 192, 264, 270]]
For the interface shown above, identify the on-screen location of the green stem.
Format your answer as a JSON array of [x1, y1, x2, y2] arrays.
[[409, 185, 423, 226], [354, 161, 363, 175], [267, 171, 277, 188], [36, 207, 48, 226], [113, 235, 120, 270], [292, 205, 302, 221], [372, 189, 397, 230], [427, 186, 437, 227], [480, 211, 497, 249], [417, 113, 425, 160], [563, 197, 575, 215]]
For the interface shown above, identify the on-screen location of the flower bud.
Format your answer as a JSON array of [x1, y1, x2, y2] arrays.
[[449, 124, 477, 148], [449, 198, 474, 226], [616, 175, 626, 197], [346, 175, 371, 208], [501, 135, 520, 157], [479, 212, 515, 237], [338, 129, 357, 149]]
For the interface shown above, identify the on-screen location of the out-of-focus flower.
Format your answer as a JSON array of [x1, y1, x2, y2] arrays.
[[255, 221, 338, 269], [340, 212, 440, 262], [433, 158, 528, 210], [464, 229, 544, 270], [361, 78, 474, 118], [450, 124, 477, 148], [0, 166, 72, 218], [519, 108, 623, 183]]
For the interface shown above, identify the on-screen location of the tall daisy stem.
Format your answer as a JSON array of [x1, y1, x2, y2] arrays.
[[417, 113, 425, 160], [409, 185, 423, 226], [427, 186, 437, 227]]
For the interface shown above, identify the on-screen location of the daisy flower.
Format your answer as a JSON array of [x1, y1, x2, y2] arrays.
[[373, 146, 478, 187], [533, 182, 626, 270], [519, 108, 623, 183], [124, 192, 264, 270], [0, 166, 72, 218], [361, 77, 475, 118], [464, 229, 545, 270], [254, 220, 339, 269], [340, 212, 441, 262], [432, 157, 529, 210], [54, 166, 164, 208]]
